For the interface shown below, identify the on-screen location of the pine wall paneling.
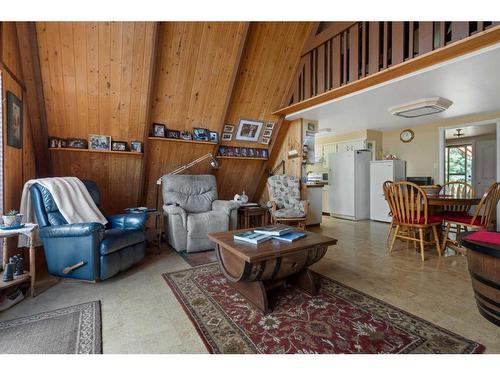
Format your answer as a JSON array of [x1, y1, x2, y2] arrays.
[[215, 22, 314, 201], [143, 22, 248, 208], [36, 22, 157, 213], [0, 22, 37, 261]]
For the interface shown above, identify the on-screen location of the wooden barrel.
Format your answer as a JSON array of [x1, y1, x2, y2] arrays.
[[462, 235, 500, 327], [216, 244, 328, 283]]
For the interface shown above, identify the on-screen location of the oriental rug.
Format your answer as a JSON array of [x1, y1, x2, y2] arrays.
[[163, 264, 484, 354]]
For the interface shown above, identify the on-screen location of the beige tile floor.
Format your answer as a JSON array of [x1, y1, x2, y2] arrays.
[[1, 216, 499, 353]]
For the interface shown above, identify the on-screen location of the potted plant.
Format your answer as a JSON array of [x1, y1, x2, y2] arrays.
[[2, 210, 23, 227]]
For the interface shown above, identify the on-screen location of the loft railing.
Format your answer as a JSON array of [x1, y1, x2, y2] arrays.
[[290, 21, 499, 105]]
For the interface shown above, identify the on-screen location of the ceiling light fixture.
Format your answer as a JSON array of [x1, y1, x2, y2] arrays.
[[454, 128, 464, 138], [388, 97, 453, 118]]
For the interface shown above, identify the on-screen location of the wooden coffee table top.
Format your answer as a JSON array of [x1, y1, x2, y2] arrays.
[[208, 226, 337, 262]]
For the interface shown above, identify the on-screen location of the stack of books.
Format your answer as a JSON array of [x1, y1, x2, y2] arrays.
[[233, 225, 306, 244]]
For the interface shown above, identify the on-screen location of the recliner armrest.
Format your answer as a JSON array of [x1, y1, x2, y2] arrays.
[[40, 222, 105, 238], [107, 213, 147, 230], [212, 200, 240, 215], [163, 204, 187, 227]]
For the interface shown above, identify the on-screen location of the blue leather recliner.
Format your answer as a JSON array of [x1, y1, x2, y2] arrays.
[[30, 180, 147, 281]]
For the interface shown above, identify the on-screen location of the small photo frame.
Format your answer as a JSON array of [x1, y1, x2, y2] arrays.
[[112, 141, 128, 151], [226, 147, 235, 156], [248, 148, 255, 157], [260, 137, 271, 145], [166, 129, 181, 139], [89, 134, 111, 151], [130, 141, 142, 153], [221, 132, 232, 141], [209, 131, 219, 143], [261, 149, 269, 159], [181, 131, 192, 140], [306, 122, 317, 132], [49, 137, 61, 148], [223, 124, 235, 133], [265, 122, 275, 130], [67, 138, 88, 149], [235, 119, 263, 142], [6, 91, 23, 149], [218, 146, 226, 156], [262, 129, 272, 137], [153, 123, 166, 137], [193, 128, 209, 141], [234, 147, 241, 157]]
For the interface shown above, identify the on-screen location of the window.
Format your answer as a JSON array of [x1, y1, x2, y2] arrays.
[[445, 144, 472, 184]]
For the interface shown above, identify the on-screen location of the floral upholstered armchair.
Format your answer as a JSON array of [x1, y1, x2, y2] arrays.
[[267, 175, 308, 229]]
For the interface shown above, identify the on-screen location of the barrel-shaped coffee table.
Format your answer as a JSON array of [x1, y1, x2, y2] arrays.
[[208, 227, 337, 313]]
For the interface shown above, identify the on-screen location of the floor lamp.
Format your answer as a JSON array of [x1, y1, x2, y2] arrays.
[[155, 152, 219, 212]]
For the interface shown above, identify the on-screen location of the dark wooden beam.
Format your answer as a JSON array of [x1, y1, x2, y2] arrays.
[[136, 22, 161, 206], [15, 22, 50, 177]]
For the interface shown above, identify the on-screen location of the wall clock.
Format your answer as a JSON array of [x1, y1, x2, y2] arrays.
[[400, 129, 414, 143]]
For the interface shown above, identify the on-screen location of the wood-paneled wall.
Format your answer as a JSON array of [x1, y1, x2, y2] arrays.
[[36, 22, 157, 213], [9, 22, 314, 215], [1, 22, 37, 258], [215, 22, 314, 200], [143, 22, 248, 208]]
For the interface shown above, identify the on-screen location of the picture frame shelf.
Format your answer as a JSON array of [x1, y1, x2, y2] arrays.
[[147, 137, 215, 146], [217, 156, 268, 161], [49, 148, 143, 156]]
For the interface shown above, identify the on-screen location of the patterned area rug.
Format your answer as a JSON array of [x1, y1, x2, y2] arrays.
[[163, 264, 485, 354], [0, 301, 102, 354], [177, 249, 217, 267]]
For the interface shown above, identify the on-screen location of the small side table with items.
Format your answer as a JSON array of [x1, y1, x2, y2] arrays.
[[125, 207, 163, 250], [0, 223, 38, 298], [238, 204, 269, 229]]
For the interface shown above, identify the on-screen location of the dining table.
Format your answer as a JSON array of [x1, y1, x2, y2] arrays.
[[425, 194, 482, 254]]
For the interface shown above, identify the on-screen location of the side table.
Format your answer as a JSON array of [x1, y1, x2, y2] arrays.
[[238, 206, 269, 229], [1, 223, 38, 297], [125, 209, 163, 250]]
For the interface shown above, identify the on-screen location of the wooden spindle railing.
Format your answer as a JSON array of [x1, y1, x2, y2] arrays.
[[289, 21, 499, 105]]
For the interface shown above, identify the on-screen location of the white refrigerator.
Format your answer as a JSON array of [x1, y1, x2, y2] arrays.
[[369, 160, 406, 222], [329, 150, 372, 220]]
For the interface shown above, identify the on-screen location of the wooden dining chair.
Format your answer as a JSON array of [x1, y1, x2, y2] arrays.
[[384, 181, 442, 261], [442, 182, 500, 252], [439, 181, 475, 214], [383, 181, 396, 244]]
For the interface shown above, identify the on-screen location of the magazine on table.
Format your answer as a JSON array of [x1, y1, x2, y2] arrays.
[[233, 231, 272, 244], [272, 231, 307, 242], [254, 225, 293, 236]]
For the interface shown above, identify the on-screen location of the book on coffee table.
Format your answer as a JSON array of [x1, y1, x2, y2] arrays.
[[233, 231, 272, 244], [254, 225, 293, 236], [272, 231, 307, 242]]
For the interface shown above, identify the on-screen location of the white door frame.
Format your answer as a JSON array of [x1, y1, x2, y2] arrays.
[[438, 118, 500, 230]]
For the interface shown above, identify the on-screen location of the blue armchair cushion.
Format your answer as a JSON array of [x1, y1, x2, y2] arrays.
[[99, 228, 145, 256], [107, 213, 147, 230]]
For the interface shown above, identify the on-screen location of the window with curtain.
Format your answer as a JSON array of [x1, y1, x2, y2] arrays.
[[445, 144, 473, 184]]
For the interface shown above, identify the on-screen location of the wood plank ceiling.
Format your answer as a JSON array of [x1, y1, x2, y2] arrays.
[[33, 21, 314, 212]]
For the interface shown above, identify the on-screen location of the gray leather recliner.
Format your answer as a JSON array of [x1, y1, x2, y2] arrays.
[[162, 174, 239, 253]]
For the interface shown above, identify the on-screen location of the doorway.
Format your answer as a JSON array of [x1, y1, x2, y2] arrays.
[[439, 119, 500, 229]]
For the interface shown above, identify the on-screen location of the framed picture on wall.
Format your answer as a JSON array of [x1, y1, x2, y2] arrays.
[[260, 137, 271, 145], [193, 128, 209, 141], [235, 119, 263, 142], [181, 131, 192, 140], [222, 132, 232, 141], [6, 91, 23, 149], [223, 124, 235, 133], [262, 129, 273, 137], [265, 122, 275, 130], [166, 129, 181, 139], [209, 131, 219, 143], [111, 141, 128, 151], [153, 123, 166, 137], [130, 141, 142, 153], [89, 134, 112, 151]]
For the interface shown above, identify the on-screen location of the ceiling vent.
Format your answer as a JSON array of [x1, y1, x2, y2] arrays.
[[388, 97, 453, 118]]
